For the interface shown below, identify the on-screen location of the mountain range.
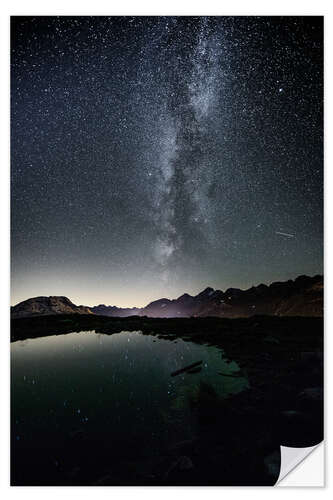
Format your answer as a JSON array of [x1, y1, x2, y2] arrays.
[[11, 275, 323, 319]]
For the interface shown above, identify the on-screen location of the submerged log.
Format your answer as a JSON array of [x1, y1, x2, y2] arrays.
[[218, 371, 242, 378], [171, 360, 203, 377], [187, 367, 202, 374]]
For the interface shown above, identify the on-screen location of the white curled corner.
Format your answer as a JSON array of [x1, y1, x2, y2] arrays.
[[277, 442, 324, 485]]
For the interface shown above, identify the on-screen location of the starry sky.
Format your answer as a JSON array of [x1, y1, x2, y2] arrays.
[[11, 16, 323, 307]]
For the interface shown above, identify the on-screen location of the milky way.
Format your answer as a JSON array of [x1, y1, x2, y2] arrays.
[[11, 16, 323, 307]]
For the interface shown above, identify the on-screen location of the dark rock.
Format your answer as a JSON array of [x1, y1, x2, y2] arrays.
[[298, 387, 323, 401], [264, 450, 281, 478], [297, 387, 323, 411], [263, 336, 280, 344], [178, 456, 194, 471]]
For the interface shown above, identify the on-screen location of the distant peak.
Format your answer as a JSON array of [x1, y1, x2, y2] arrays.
[[225, 287, 241, 295], [197, 287, 215, 297], [177, 293, 194, 301]]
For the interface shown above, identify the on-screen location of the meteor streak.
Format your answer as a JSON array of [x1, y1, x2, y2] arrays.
[[276, 231, 295, 238]]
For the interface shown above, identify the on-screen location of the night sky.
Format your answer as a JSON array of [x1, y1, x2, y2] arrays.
[[11, 16, 323, 307]]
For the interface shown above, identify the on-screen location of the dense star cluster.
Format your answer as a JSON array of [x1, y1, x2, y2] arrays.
[[11, 16, 323, 307]]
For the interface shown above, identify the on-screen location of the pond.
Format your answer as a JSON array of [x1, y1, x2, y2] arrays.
[[11, 330, 249, 485]]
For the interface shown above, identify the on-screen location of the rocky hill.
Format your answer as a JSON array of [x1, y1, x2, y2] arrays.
[[11, 296, 93, 319]]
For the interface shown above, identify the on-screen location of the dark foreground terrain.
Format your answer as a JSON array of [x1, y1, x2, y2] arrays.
[[11, 314, 323, 486]]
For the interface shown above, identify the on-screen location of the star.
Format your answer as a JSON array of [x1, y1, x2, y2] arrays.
[[11, 16, 323, 307]]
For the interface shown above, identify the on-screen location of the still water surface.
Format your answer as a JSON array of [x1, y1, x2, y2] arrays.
[[11, 330, 248, 481]]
